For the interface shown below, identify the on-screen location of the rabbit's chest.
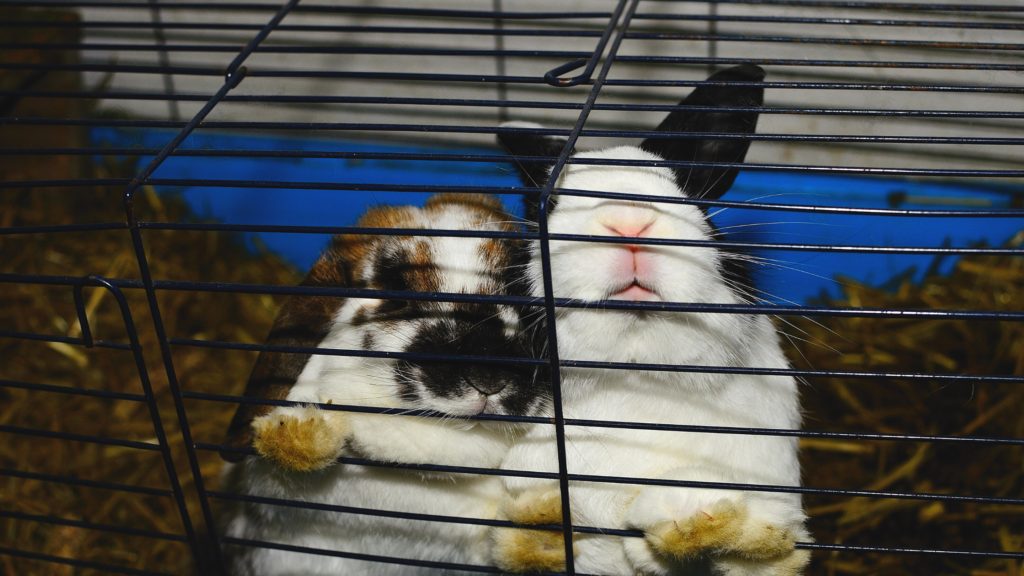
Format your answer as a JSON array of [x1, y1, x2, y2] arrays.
[[556, 308, 750, 369], [557, 371, 798, 477]]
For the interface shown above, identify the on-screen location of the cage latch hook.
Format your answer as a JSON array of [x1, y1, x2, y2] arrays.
[[73, 276, 99, 348], [543, 58, 591, 87]]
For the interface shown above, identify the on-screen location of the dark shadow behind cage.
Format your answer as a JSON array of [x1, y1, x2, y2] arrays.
[[1, 1, 1024, 575]]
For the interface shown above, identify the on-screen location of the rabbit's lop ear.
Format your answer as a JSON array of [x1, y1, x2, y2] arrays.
[[640, 64, 765, 200]]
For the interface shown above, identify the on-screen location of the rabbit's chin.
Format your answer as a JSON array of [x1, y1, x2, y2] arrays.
[[550, 304, 755, 372], [608, 284, 661, 302]]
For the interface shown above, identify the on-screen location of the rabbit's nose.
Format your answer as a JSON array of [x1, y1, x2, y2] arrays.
[[468, 378, 508, 396], [602, 221, 654, 238]]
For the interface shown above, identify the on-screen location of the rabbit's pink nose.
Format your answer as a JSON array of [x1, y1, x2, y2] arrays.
[[602, 221, 654, 238]]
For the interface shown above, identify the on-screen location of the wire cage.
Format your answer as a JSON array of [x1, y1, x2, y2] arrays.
[[1, 0, 1023, 575]]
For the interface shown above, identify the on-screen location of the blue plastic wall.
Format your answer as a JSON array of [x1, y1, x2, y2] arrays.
[[94, 128, 1022, 304]]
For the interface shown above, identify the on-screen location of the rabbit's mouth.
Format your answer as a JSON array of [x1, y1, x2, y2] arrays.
[[609, 281, 660, 302], [477, 397, 499, 415], [429, 391, 503, 417]]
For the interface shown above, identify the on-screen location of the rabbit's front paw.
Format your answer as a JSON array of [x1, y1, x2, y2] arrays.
[[645, 498, 749, 560], [252, 405, 349, 472], [722, 517, 800, 562], [491, 488, 573, 573], [714, 547, 812, 576], [645, 497, 797, 562], [626, 480, 803, 569]]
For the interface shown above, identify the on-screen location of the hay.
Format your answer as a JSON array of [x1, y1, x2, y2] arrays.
[[791, 234, 1024, 576], [1, 163, 301, 575], [1, 11, 301, 572]]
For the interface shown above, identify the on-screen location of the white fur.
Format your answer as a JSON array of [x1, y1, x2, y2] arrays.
[[498, 142, 808, 575], [221, 202, 527, 575]]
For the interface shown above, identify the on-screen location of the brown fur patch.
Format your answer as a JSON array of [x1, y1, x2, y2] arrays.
[[492, 489, 573, 573], [479, 238, 512, 275], [350, 308, 371, 327], [332, 204, 418, 271], [403, 239, 439, 293], [646, 499, 747, 561], [251, 406, 349, 472]]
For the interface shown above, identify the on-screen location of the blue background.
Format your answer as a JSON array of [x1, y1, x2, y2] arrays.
[[95, 128, 1023, 304]]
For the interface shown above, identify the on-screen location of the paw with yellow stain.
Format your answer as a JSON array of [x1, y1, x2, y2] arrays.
[[251, 404, 350, 472], [623, 474, 810, 575], [645, 498, 752, 561], [714, 547, 812, 576], [491, 488, 575, 573], [644, 497, 803, 565]]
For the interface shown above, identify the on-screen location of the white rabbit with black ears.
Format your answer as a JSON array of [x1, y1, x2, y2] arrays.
[[491, 65, 811, 576], [217, 194, 550, 576]]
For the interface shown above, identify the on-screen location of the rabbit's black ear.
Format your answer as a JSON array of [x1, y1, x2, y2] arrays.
[[640, 64, 765, 200], [497, 122, 572, 225], [498, 122, 569, 187]]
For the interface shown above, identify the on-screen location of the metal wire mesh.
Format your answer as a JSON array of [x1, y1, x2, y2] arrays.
[[1, 0, 1023, 575]]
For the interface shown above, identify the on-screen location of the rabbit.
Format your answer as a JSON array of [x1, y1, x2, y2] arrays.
[[490, 65, 811, 576], [217, 193, 550, 576]]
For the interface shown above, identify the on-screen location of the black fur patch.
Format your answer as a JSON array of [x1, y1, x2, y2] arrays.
[[396, 304, 547, 416], [361, 332, 376, 351], [374, 249, 412, 291], [639, 65, 764, 200]]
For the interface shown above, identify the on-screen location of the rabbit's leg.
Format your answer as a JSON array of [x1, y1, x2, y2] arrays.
[[491, 487, 573, 573], [252, 405, 350, 472], [622, 466, 807, 575]]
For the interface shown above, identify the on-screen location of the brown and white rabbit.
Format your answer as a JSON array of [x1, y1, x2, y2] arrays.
[[218, 194, 549, 576], [491, 65, 811, 576]]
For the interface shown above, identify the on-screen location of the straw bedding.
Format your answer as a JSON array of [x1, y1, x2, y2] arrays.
[[2, 15, 299, 569], [790, 241, 1024, 576]]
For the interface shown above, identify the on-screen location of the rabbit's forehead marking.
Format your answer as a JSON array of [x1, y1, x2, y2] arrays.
[[429, 236, 503, 296], [361, 234, 504, 297], [361, 331, 376, 351], [368, 239, 440, 294], [330, 204, 421, 268]]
